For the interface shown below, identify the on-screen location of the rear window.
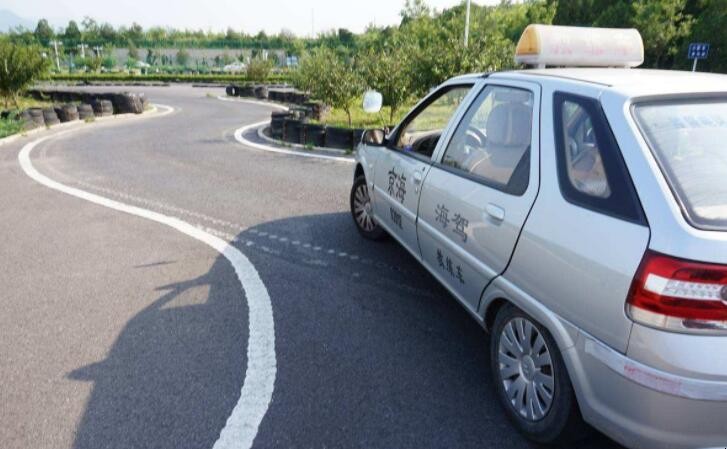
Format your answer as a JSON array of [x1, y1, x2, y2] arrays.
[[634, 99, 727, 230]]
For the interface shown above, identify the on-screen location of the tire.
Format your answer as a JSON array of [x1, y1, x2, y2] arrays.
[[350, 175, 386, 240], [490, 304, 589, 445]]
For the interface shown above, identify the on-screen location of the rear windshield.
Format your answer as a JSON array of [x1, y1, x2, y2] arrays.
[[634, 99, 727, 230]]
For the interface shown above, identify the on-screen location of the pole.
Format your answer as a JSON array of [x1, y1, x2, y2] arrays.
[[464, 0, 471, 47], [692, 58, 698, 72], [50, 40, 62, 71]]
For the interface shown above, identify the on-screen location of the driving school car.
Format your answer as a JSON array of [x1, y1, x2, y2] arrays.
[[349, 24, 727, 449]]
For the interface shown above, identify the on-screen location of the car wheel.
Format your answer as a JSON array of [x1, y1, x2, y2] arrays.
[[350, 175, 385, 240], [490, 304, 588, 444]]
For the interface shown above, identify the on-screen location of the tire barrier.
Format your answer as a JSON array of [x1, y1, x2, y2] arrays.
[[225, 85, 237, 96], [270, 111, 292, 139], [303, 123, 326, 147], [325, 126, 353, 150], [1, 90, 150, 134], [254, 85, 269, 100], [77, 104, 95, 121], [27, 108, 45, 127], [54, 104, 79, 122], [92, 99, 114, 117], [352, 128, 366, 148], [283, 118, 303, 144], [42, 108, 61, 126]]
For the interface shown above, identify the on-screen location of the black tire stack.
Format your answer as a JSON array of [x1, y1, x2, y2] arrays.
[[26, 108, 45, 128], [78, 104, 95, 121], [270, 111, 292, 139], [225, 85, 238, 96], [54, 104, 79, 122], [254, 85, 269, 100], [325, 127, 354, 150], [112, 93, 144, 114], [42, 108, 61, 126], [303, 123, 326, 147], [92, 99, 114, 117], [283, 118, 303, 144]]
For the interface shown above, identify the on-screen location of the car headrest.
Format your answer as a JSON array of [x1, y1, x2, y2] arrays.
[[486, 103, 532, 146]]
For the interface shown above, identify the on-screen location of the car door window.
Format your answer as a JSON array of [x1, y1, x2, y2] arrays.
[[560, 100, 611, 198], [395, 86, 472, 158], [440, 85, 534, 195], [553, 92, 645, 224]]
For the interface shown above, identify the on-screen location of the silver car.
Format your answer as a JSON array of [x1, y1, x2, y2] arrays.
[[349, 67, 727, 449]]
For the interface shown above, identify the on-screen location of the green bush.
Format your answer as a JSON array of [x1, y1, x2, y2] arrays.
[[246, 58, 274, 82], [0, 38, 51, 107], [0, 115, 23, 138]]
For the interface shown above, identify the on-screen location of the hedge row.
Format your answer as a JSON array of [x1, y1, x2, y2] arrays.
[[49, 73, 291, 84]]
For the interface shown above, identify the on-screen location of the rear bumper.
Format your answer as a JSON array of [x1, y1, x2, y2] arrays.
[[566, 332, 727, 449]]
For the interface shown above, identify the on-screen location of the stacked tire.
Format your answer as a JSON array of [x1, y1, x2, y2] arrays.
[[225, 85, 238, 97], [283, 118, 303, 144], [92, 99, 114, 117], [270, 111, 292, 139], [303, 123, 326, 147], [78, 104, 95, 121], [42, 108, 60, 126], [254, 85, 268, 100], [26, 108, 45, 128], [113, 93, 144, 114], [326, 127, 353, 150], [54, 104, 79, 122]]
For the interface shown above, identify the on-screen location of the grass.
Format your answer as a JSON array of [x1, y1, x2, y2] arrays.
[[0, 116, 23, 138], [3, 95, 53, 111], [311, 100, 412, 129]]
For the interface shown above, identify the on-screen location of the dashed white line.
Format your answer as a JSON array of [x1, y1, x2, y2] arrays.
[[18, 105, 276, 449]]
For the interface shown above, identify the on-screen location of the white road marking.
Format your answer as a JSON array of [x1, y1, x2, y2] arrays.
[[233, 121, 355, 164], [17, 105, 276, 449]]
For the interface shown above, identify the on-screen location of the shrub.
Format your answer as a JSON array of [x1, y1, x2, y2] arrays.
[[0, 39, 51, 108], [246, 58, 273, 82]]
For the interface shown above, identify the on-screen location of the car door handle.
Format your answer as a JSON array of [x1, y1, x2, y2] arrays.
[[486, 203, 506, 221], [413, 171, 423, 184]]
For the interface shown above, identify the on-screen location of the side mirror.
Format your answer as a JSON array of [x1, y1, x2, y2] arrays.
[[363, 129, 386, 146], [362, 90, 383, 113]]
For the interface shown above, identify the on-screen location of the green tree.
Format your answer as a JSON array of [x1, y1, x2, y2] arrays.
[[632, 0, 693, 68], [34, 19, 54, 45], [0, 39, 51, 107], [101, 54, 117, 70], [176, 48, 190, 66], [296, 47, 364, 127], [64, 20, 82, 43], [127, 41, 139, 60], [246, 58, 273, 82], [688, 0, 727, 72], [358, 46, 413, 123]]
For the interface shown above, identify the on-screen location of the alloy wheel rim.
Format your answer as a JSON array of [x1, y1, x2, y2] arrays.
[[353, 183, 376, 232], [497, 317, 555, 421]]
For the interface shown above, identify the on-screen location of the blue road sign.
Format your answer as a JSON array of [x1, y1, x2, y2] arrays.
[[688, 43, 710, 60]]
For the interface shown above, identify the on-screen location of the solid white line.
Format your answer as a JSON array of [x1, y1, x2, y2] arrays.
[[234, 122, 354, 164], [216, 95, 289, 111], [217, 95, 355, 164], [17, 105, 276, 449]]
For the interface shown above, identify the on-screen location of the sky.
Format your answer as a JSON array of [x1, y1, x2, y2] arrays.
[[5, 0, 500, 36]]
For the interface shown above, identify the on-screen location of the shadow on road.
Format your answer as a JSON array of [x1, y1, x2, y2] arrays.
[[67, 212, 621, 449]]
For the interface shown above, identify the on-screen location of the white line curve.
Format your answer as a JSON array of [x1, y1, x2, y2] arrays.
[[17, 105, 276, 449]]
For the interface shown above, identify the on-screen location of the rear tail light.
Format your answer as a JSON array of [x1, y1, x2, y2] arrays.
[[626, 250, 727, 333]]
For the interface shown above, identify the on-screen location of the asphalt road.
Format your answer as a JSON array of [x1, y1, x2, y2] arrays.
[[0, 85, 623, 449]]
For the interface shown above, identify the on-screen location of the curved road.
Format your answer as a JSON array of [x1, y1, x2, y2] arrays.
[[0, 85, 622, 449]]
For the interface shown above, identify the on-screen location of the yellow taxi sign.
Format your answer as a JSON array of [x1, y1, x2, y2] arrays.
[[515, 24, 644, 68]]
